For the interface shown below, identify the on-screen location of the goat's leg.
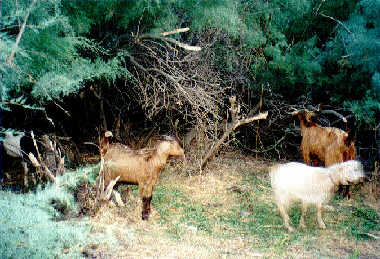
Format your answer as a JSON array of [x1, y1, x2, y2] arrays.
[[316, 203, 326, 229], [299, 202, 307, 229], [338, 185, 350, 199], [277, 203, 294, 232], [139, 182, 154, 220], [142, 196, 152, 220], [147, 196, 152, 214], [344, 185, 351, 199], [302, 151, 312, 166]]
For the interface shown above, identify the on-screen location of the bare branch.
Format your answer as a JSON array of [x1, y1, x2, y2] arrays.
[[161, 27, 190, 36], [100, 176, 120, 201], [137, 27, 201, 52], [319, 110, 347, 123], [200, 111, 268, 170], [6, 0, 37, 64], [200, 96, 268, 170], [233, 111, 269, 130], [320, 12, 353, 34], [164, 37, 202, 51], [112, 190, 124, 207]]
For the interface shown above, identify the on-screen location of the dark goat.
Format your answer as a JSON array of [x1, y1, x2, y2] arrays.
[[2, 131, 56, 187]]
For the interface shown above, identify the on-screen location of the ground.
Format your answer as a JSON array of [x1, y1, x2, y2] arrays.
[[79, 152, 380, 259]]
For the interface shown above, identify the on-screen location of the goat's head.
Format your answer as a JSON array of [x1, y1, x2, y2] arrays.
[[159, 135, 185, 159], [292, 110, 318, 127], [340, 160, 365, 185]]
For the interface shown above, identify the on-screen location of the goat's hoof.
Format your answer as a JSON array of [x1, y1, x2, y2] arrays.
[[142, 213, 150, 220], [319, 224, 326, 229]]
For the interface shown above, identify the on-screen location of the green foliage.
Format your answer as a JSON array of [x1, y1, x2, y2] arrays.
[[320, 0, 380, 126], [340, 204, 380, 240], [0, 165, 100, 258], [263, 37, 322, 97], [345, 91, 380, 126], [32, 54, 127, 101], [1, 0, 379, 129], [0, 0, 129, 108], [189, 0, 244, 37]]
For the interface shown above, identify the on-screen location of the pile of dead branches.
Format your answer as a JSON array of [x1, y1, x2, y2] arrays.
[[126, 28, 225, 124], [27, 133, 65, 187]]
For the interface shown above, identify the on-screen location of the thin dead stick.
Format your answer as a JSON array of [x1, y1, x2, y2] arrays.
[[139, 27, 190, 39], [6, 0, 37, 64], [255, 84, 264, 158], [137, 27, 201, 51], [320, 13, 352, 34], [28, 152, 56, 182], [96, 157, 105, 200], [30, 131, 42, 162], [161, 27, 190, 36], [100, 176, 120, 201], [112, 190, 125, 207], [164, 37, 202, 51]]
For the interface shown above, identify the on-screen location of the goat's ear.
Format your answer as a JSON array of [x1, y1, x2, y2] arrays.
[[105, 131, 113, 138], [344, 129, 356, 145], [297, 111, 314, 126], [308, 113, 319, 125], [297, 112, 304, 121], [291, 110, 300, 117]]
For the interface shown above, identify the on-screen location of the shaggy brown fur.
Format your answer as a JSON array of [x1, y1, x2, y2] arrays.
[[297, 111, 356, 167], [103, 136, 185, 220], [296, 111, 356, 198]]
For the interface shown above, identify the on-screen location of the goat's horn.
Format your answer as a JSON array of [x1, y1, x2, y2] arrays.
[[291, 110, 300, 116], [162, 135, 173, 141]]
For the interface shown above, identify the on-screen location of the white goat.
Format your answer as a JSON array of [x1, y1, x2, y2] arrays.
[[270, 160, 364, 232]]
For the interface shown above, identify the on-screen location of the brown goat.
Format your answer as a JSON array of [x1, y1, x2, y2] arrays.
[[103, 135, 185, 220], [296, 110, 356, 197], [296, 110, 356, 166]]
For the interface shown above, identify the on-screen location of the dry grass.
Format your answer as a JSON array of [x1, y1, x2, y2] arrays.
[[83, 152, 380, 259]]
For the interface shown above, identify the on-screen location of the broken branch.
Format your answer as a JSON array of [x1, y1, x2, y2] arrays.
[[201, 111, 268, 170]]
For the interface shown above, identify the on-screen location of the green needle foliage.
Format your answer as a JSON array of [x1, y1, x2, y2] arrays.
[[0, 0, 127, 108], [1, 0, 379, 133], [0, 165, 115, 259]]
